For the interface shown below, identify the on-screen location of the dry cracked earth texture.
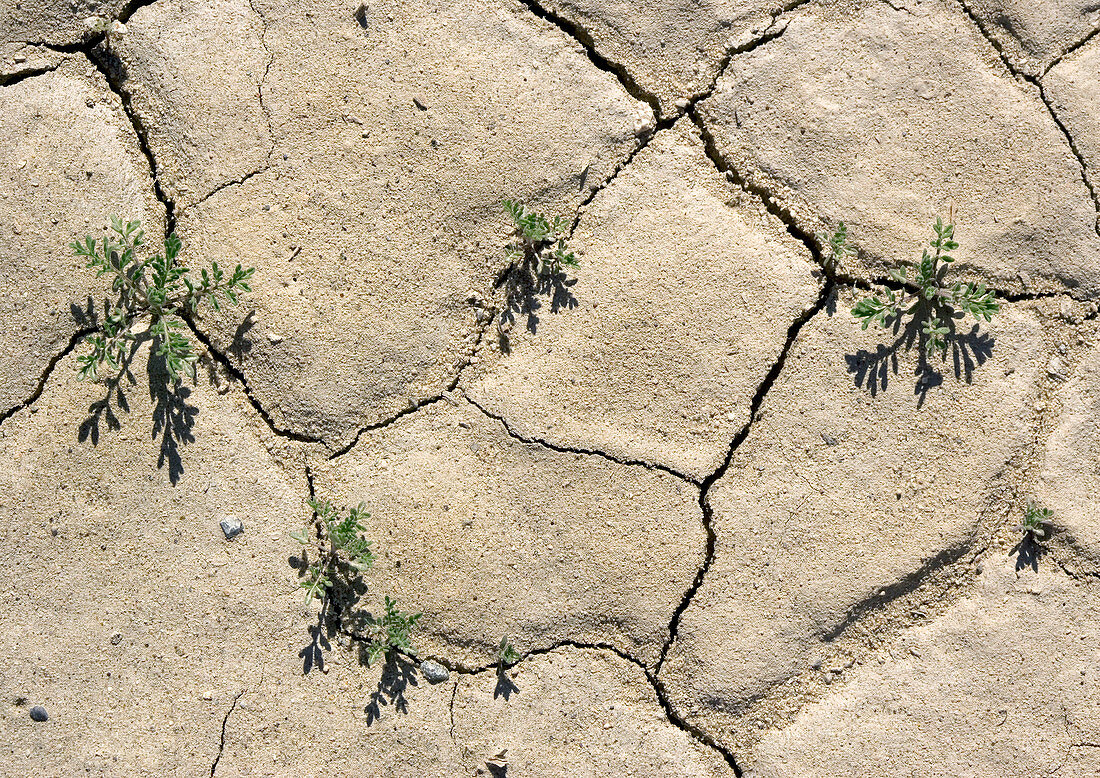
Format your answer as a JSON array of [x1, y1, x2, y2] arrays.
[[1, 0, 1099, 775]]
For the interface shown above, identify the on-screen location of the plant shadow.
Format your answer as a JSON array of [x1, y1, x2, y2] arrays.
[[229, 309, 256, 361], [75, 319, 199, 485], [1011, 534, 1046, 574], [297, 596, 335, 675], [496, 263, 577, 354], [362, 650, 419, 725], [844, 312, 995, 407], [494, 665, 519, 701], [289, 555, 422, 726]]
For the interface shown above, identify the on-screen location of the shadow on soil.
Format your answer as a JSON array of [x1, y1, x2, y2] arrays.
[[844, 313, 995, 406], [73, 300, 198, 485], [1010, 535, 1047, 574], [290, 556, 425, 725], [493, 666, 519, 700], [496, 263, 577, 354]]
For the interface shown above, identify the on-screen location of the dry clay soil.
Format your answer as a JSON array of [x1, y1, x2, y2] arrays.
[[3, 0, 1100, 775]]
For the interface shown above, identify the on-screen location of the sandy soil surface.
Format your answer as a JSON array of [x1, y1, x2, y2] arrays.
[[2, 0, 1099, 775]]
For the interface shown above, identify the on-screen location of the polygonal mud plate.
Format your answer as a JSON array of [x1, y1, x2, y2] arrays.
[[0, 343, 317, 774], [961, 0, 1100, 76], [1037, 328, 1100, 570], [1045, 37, 1100, 183], [309, 397, 705, 669], [659, 292, 1061, 750], [0, 0, 126, 47], [452, 647, 735, 776], [535, 0, 783, 117], [161, 0, 651, 448], [464, 119, 821, 481], [0, 54, 163, 419], [700, 0, 1100, 296], [0, 43, 65, 80], [746, 556, 1100, 776], [105, 0, 273, 209]]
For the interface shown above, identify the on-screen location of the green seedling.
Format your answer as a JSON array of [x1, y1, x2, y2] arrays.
[[496, 636, 520, 670], [1014, 502, 1052, 542], [818, 221, 849, 274], [73, 217, 254, 383], [292, 499, 376, 605], [293, 500, 421, 664], [362, 596, 422, 666], [503, 199, 578, 277], [851, 215, 998, 356]]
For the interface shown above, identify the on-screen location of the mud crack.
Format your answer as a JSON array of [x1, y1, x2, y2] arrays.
[[0, 327, 94, 427], [515, 0, 661, 120], [210, 689, 245, 777], [245, 0, 277, 169], [1043, 23, 1100, 76], [656, 281, 834, 675], [463, 392, 699, 485], [951, 0, 1100, 237], [86, 44, 177, 236], [349, 635, 743, 775], [326, 310, 495, 460], [0, 62, 62, 87], [184, 318, 326, 445]]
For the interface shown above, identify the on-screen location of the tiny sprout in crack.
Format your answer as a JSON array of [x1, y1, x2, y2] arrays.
[[293, 499, 421, 665], [503, 199, 578, 277], [818, 220, 849, 275], [292, 499, 375, 605], [73, 217, 254, 384], [496, 635, 520, 670], [850, 215, 999, 356], [1014, 502, 1052, 542], [361, 596, 422, 666]]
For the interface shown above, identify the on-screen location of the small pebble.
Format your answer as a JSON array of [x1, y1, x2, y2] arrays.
[[1046, 357, 1066, 381], [419, 659, 450, 683], [29, 706, 48, 722], [219, 516, 243, 540], [110, 633, 123, 645]]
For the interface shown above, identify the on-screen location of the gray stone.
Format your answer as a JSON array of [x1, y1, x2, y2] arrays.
[[28, 705, 48, 722], [219, 516, 243, 540], [419, 659, 450, 684]]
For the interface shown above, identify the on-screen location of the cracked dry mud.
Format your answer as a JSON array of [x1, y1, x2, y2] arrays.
[[2, 0, 1099, 775]]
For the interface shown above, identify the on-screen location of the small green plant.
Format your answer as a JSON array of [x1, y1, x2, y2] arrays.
[[1014, 502, 1052, 542], [293, 499, 421, 665], [851, 215, 999, 356], [72, 217, 254, 383], [292, 499, 376, 604], [362, 596, 423, 666], [496, 636, 520, 670], [503, 200, 578, 277], [818, 221, 849, 274]]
